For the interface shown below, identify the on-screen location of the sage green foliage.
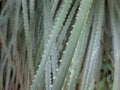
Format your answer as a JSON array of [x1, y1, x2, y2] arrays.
[[0, 0, 120, 90]]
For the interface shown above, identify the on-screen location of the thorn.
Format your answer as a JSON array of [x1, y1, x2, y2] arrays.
[[49, 34, 51, 38], [41, 54, 44, 58], [77, 13, 79, 17], [72, 25, 75, 28], [53, 77, 56, 79], [50, 84, 53, 88], [67, 83, 69, 86], [38, 64, 41, 67], [30, 86, 33, 88], [56, 68, 59, 71], [59, 60, 62, 62]]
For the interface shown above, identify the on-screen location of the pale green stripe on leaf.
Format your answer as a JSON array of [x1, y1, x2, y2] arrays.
[[56, 0, 80, 53], [31, 0, 73, 90], [68, 8, 93, 90], [22, 0, 34, 89], [52, 0, 93, 89], [80, 0, 105, 90]]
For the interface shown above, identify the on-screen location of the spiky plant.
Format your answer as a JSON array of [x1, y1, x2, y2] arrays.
[[0, 0, 120, 90]]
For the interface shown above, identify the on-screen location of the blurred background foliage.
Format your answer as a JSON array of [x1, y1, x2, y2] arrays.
[[0, 0, 120, 90]]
